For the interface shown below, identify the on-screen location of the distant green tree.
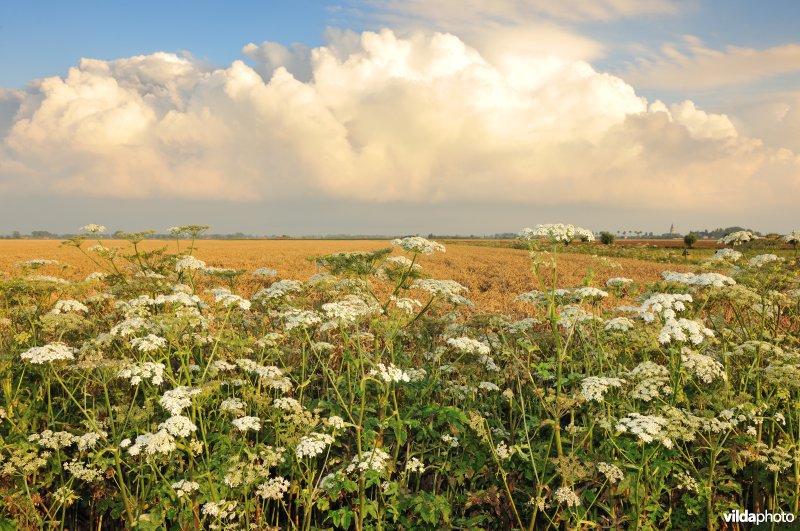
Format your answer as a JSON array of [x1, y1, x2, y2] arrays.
[[683, 234, 698, 248], [600, 232, 616, 245]]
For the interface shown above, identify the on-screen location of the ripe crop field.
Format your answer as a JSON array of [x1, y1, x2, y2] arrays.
[[1, 226, 799, 529], [0, 239, 684, 315]]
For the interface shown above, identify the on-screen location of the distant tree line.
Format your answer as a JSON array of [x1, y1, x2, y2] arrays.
[[0, 227, 768, 240]]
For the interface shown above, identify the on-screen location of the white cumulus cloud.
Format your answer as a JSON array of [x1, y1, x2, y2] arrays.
[[0, 29, 798, 212]]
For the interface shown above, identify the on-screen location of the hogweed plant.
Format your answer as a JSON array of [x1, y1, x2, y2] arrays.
[[0, 224, 798, 529]]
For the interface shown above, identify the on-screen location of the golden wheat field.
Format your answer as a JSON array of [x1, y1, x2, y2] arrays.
[[0, 239, 684, 314]]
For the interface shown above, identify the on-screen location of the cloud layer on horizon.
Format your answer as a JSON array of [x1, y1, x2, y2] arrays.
[[0, 28, 798, 213]]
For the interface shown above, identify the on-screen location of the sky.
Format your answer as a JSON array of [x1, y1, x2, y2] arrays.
[[1, 0, 799, 235]]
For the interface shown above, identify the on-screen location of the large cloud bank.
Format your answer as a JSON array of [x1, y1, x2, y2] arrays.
[[0, 29, 797, 210]]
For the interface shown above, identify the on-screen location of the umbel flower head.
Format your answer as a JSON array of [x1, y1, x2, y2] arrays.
[[21, 343, 76, 364], [518, 224, 594, 244], [718, 230, 757, 246], [391, 236, 446, 255], [80, 224, 106, 234]]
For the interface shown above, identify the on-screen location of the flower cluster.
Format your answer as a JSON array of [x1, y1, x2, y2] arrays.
[[519, 224, 594, 244], [391, 236, 446, 255]]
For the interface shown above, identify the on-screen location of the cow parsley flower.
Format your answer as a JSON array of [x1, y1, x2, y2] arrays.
[[208, 288, 251, 310], [322, 296, 379, 323], [220, 398, 246, 416], [274, 397, 304, 412], [252, 267, 278, 277], [658, 318, 715, 345], [411, 279, 473, 306], [50, 299, 89, 315], [662, 271, 735, 288], [638, 293, 693, 319], [616, 413, 670, 444], [130, 334, 167, 353], [748, 254, 783, 268], [783, 230, 800, 244], [128, 429, 176, 456], [256, 477, 290, 500], [64, 460, 103, 482], [346, 448, 392, 474], [281, 309, 322, 331], [29, 430, 77, 449], [296, 433, 335, 459], [519, 224, 594, 244], [447, 337, 490, 355], [76, 431, 107, 452], [604, 317, 636, 332], [606, 277, 633, 287], [369, 363, 411, 383], [718, 230, 756, 246], [558, 305, 602, 330], [573, 287, 608, 301], [21, 343, 75, 364], [232, 416, 262, 432], [706, 248, 742, 262], [680, 348, 726, 383], [110, 317, 152, 337], [252, 280, 304, 301], [159, 387, 202, 415], [172, 479, 200, 497], [158, 415, 198, 437], [580, 377, 626, 402], [80, 224, 106, 233], [553, 486, 582, 507], [405, 457, 425, 473], [391, 236, 446, 255], [118, 362, 165, 386], [175, 256, 206, 272], [597, 462, 624, 483]]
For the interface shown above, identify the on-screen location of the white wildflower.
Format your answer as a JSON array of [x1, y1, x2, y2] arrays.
[[220, 398, 246, 416], [604, 317, 636, 332], [346, 448, 392, 474], [391, 236, 446, 255], [158, 415, 198, 437], [232, 416, 262, 432], [21, 343, 75, 364], [658, 318, 715, 345], [597, 462, 624, 483], [80, 224, 106, 233], [159, 387, 202, 416], [405, 457, 425, 473], [369, 363, 411, 383], [553, 486, 582, 507], [50, 299, 89, 315], [172, 479, 200, 497], [175, 256, 206, 272], [707, 248, 743, 262], [680, 348, 726, 383], [446, 337, 490, 355], [296, 433, 335, 459], [256, 477, 290, 500], [718, 230, 757, 246], [580, 377, 626, 402], [748, 254, 783, 268], [130, 334, 167, 353], [118, 362, 165, 386]]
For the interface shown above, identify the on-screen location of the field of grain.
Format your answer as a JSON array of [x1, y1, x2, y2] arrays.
[[0, 239, 684, 314]]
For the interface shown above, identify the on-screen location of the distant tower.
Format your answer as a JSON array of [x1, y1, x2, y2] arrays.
[[670, 224, 677, 235]]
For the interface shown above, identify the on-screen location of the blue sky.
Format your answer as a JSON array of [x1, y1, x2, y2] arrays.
[[0, 0, 798, 233]]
